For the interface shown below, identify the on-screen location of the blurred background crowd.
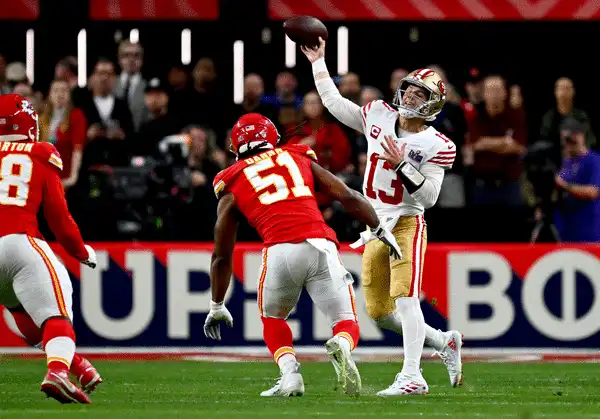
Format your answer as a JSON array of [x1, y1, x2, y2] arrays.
[[2, 0, 599, 244]]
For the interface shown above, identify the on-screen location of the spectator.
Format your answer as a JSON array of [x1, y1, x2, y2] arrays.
[[135, 77, 183, 158], [231, 74, 277, 127], [540, 77, 596, 166], [5, 61, 27, 88], [114, 40, 148, 132], [0, 54, 10, 94], [466, 75, 527, 207], [359, 86, 383, 106], [338, 72, 361, 104], [388, 68, 408, 102], [461, 68, 484, 124], [554, 118, 600, 242], [167, 63, 189, 93], [262, 71, 302, 127], [79, 58, 134, 169], [39, 79, 87, 189], [170, 57, 228, 141], [54, 56, 88, 108], [182, 124, 227, 169], [287, 91, 351, 175]]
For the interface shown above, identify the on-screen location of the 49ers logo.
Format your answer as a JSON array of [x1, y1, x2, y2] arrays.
[[437, 80, 447, 95]]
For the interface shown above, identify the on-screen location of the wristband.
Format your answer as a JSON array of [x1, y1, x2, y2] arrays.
[[210, 300, 224, 309], [395, 161, 426, 194]]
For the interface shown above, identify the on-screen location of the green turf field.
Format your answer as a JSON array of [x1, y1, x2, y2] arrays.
[[1, 359, 599, 418]]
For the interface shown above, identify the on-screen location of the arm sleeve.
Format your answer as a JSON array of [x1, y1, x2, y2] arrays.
[[409, 163, 445, 209], [42, 169, 88, 260], [312, 58, 365, 133]]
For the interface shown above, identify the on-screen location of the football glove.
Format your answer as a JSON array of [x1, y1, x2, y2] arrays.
[[82, 245, 97, 269], [204, 301, 234, 341], [349, 224, 403, 260], [372, 224, 403, 260]]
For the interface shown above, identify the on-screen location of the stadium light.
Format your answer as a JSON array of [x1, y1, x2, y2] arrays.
[[337, 26, 348, 75], [233, 40, 244, 104], [129, 28, 139, 44], [181, 29, 191, 65], [285, 35, 296, 68], [25, 29, 34, 84], [77, 29, 87, 87]]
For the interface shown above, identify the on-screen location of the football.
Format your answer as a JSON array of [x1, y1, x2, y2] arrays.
[[283, 16, 328, 47]]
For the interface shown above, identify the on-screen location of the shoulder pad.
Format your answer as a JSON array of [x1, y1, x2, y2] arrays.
[[285, 144, 318, 162], [34, 142, 63, 172]]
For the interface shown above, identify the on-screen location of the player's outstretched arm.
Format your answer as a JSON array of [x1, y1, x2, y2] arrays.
[[311, 161, 378, 228], [42, 170, 89, 262], [210, 193, 240, 304], [301, 38, 365, 133]]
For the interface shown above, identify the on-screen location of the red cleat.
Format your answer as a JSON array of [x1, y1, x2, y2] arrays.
[[41, 369, 91, 404], [70, 355, 103, 394]]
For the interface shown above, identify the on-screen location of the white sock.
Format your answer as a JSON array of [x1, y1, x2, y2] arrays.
[[395, 297, 425, 378], [45, 337, 75, 369], [337, 334, 352, 353], [425, 325, 446, 351], [375, 312, 403, 335], [377, 312, 445, 352], [277, 353, 297, 374]]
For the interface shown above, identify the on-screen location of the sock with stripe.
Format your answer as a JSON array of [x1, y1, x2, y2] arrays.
[[42, 318, 76, 372], [395, 297, 425, 378], [261, 317, 297, 374], [332, 319, 360, 353]]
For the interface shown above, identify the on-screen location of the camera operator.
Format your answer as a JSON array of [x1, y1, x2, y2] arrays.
[[554, 118, 600, 242]]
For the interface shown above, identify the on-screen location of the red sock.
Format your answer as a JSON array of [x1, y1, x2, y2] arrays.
[[10, 311, 43, 347], [261, 317, 296, 364], [42, 318, 76, 372], [333, 320, 360, 350]]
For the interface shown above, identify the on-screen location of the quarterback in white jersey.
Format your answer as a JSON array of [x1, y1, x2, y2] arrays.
[[302, 38, 463, 396]]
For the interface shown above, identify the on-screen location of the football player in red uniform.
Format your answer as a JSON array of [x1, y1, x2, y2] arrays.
[[0, 94, 101, 404], [204, 113, 401, 397]]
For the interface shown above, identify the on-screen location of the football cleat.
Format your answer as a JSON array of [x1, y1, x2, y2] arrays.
[[260, 362, 305, 397], [41, 369, 91, 404], [435, 330, 463, 387], [71, 355, 103, 394], [325, 335, 361, 397], [376, 373, 428, 397]]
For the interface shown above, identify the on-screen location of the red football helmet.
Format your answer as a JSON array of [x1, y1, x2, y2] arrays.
[[230, 113, 280, 156], [0, 94, 39, 142]]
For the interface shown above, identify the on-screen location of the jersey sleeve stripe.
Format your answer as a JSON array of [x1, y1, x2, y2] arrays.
[[213, 180, 225, 197], [49, 153, 63, 171], [429, 157, 455, 164], [436, 150, 456, 155], [382, 102, 396, 113]]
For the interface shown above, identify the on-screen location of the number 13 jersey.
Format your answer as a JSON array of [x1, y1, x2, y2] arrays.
[[213, 144, 338, 247], [362, 100, 456, 223]]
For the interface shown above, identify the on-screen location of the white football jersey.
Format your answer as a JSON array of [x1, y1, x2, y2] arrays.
[[361, 100, 456, 222]]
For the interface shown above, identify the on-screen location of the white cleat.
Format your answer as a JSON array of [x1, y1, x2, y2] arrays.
[[435, 330, 463, 387], [325, 336, 361, 397], [376, 373, 429, 397], [260, 363, 305, 397]]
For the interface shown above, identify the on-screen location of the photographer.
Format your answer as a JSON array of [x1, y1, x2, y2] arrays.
[[554, 118, 600, 242]]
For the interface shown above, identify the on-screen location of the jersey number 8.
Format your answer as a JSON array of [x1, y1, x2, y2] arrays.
[[0, 154, 33, 207], [244, 151, 312, 205]]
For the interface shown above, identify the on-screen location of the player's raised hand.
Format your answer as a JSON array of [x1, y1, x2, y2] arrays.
[[204, 301, 234, 341], [301, 37, 326, 63], [379, 135, 406, 168]]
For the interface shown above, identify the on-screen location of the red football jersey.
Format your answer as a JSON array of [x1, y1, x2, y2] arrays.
[[0, 141, 88, 260], [213, 144, 339, 247]]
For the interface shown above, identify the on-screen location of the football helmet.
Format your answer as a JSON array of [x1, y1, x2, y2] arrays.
[[230, 113, 280, 156], [0, 94, 39, 142], [393, 68, 446, 121]]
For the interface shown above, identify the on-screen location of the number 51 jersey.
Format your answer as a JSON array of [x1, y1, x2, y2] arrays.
[[362, 100, 456, 223], [213, 144, 339, 247]]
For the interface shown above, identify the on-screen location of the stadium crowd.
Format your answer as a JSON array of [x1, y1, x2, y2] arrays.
[[1, 39, 598, 243]]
